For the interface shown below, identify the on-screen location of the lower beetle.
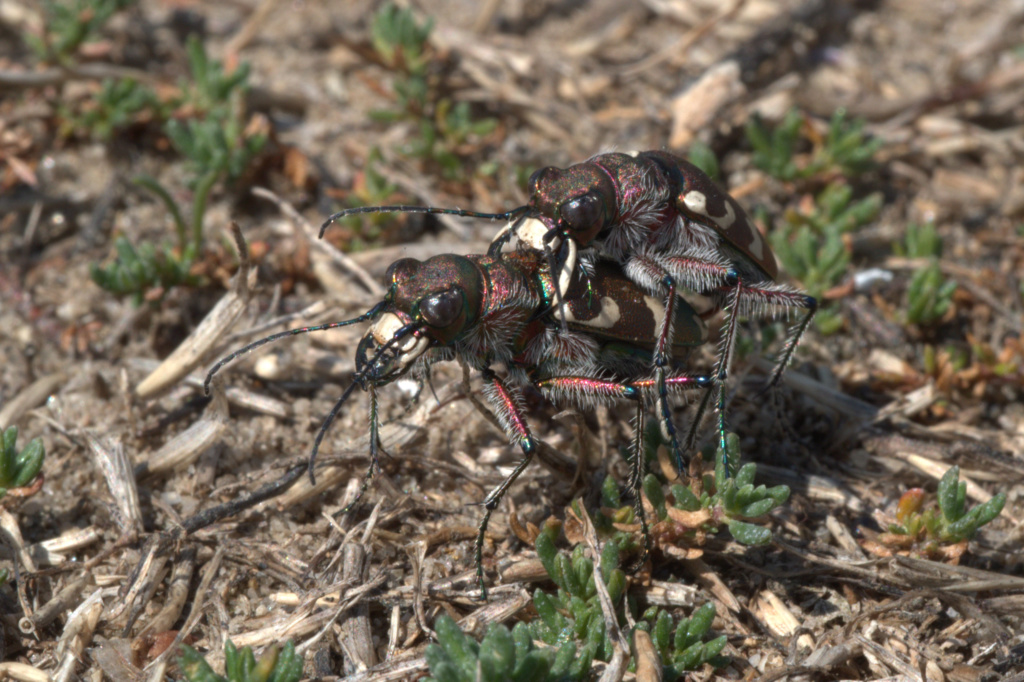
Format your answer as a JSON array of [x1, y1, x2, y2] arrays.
[[206, 223, 712, 596]]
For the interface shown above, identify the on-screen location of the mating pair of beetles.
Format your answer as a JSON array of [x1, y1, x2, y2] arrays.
[[205, 150, 817, 595]]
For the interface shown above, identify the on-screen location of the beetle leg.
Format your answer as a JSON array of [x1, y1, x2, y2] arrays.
[[712, 276, 743, 461], [534, 371, 710, 570], [653, 274, 691, 476], [719, 281, 818, 391], [624, 398, 650, 574], [475, 369, 537, 600], [694, 279, 816, 472], [766, 294, 818, 388], [340, 385, 383, 515]]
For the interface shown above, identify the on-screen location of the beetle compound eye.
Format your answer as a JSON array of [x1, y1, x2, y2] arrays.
[[420, 289, 464, 328], [562, 193, 604, 233]]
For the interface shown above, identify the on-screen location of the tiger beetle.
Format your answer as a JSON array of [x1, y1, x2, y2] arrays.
[[320, 151, 818, 473], [205, 224, 712, 597]]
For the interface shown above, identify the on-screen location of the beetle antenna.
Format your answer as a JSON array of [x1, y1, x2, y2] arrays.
[[306, 380, 361, 487], [307, 321, 424, 485], [320, 205, 529, 239], [203, 301, 387, 395]]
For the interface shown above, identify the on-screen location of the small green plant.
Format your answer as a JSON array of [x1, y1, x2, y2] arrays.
[[897, 222, 943, 259], [29, 0, 138, 65], [895, 223, 957, 327], [0, 426, 45, 499], [425, 615, 577, 682], [178, 640, 303, 682], [768, 182, 883, 333], [531, 525, 729, 678], [815, 109, 882, 178], [90, 235, 197, 306], [337, 147, 404, 250], [428, 497, 732, 682], [530, 531, 622, 676], [746, 109, 881, 182], [59, 77, 161, 140], [879, 466, 1005, 560], [91, 35, 265, 303], [163, 35, 267, 235], [905, 264, 957, 326], [177, 36, 253, 119], [747, 109, 803, 181], [371, 2, 433, 76], [638, 602, 728, 678], [643, 433, 791, 547], [366, 3, 497, 180]]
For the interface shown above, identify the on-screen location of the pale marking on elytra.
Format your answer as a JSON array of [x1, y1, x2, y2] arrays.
[[642, 295, 667, 327], [563, 296, 621, 329], [645, 294, 708, 345], [744, 212, 766, 261], [683, 190, 710, 218], [718, 201, 737, 229]]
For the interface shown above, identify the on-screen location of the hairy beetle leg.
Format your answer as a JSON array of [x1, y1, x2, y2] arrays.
[[474, 370, 538, 601], [537, 372, 710, 572], [338, 386, 384, 516], [767, 294, 819, 389]]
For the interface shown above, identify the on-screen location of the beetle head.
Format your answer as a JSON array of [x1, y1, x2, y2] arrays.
[[527, 163, 615, 246], [358, 255, 486, 381]]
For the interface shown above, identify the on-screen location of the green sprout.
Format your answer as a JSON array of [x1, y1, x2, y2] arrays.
[[768, 182, 883, 333], [335, 147, 403, 250], [89, 235, 198, 306], [530, 531, 622, 675], [29, 0, 138, 65], [896, 224, 957, 327], [426, 615, 577, 682], [0, 426, 45, 499], [905, 264, 957, 326], [641, 433, 790, 547], [881, 466, 1005, 560], [371, 2, 434, 75], [637, 602, 728, 678], [746, 108, 881, 182], [365, 3, 497, 180], [427, 497, 732, 682], [177, 35, 253, 119], [897, 221, 943, 259], [746, 109, 804, 181], [91, 35, 265, 304], [815, 109, 882, 178], [178, 641, 303, 682], [59, 77, 161, 141], [532, 524, 730, 678]]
